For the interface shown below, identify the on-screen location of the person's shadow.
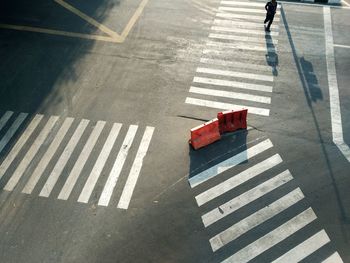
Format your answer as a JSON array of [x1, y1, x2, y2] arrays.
[[265, 33, 279, 76]]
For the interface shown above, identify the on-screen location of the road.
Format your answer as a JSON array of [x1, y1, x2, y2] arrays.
[[0, 0, 349, 262]]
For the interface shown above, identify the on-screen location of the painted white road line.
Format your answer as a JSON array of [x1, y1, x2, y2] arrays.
[[118, 126, 155, 209], [214, 19, 279, 31], [210, 27, 279, 36], [4, 116, 59, 191], [193, 77, 273, 93], [200, 58, 272, 72], [202, 170, 293, 227], [0, 113, 28, 154], [220, 1, 281, 8], [203, 49, 278, 64], [322, 252, 344, 263], [22, 117, 74, 194], [58, 121, 105, 200], [0, 114, 41, 181], [207, 41, 277, 53], [189, 86, 271, 104], [197, 67, 274, 82], [219, 7, 267, 14], [98, 125, 138, 207], [222, 208, 317, 263], [216, 12, 280, 22], [210, 188, 304, 252], [186, 97, 270, 116], [189, 139, 273, 188], [39, 119, 89, 198], [209, 32, 278, 45], [0, 111, 13, 132], [272, 230, 330, 263], [324, 7, 350, 162], [78, 123, 122, 203], [195, 154, 283, 206], [334, 44, 350, 49]]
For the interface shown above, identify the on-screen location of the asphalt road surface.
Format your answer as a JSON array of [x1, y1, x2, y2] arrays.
[[0, 0, 349, 262]]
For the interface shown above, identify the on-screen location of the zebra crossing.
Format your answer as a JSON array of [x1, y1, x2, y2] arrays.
[[185, 0, 281, 116], [0, 110, 154, 209], [188, 138, 343, 262]]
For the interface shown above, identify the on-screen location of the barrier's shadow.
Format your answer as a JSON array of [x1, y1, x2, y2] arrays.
[[188, 129, 248, 180]]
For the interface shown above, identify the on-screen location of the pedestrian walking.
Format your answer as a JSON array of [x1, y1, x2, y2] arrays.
[[264, 0, 277, 32]]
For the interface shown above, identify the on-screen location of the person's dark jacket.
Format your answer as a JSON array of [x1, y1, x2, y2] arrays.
[[265, 1, 277, 15]]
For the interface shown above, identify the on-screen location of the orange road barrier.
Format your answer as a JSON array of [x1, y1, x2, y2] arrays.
[[189, 118, 221, 150], [217, 109, 248, 134]]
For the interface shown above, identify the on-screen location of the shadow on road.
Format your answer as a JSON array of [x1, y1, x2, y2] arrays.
[[265, 33, 279, 76]]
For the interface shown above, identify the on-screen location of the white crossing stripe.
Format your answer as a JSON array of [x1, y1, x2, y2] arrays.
[[189, 139, 273, 188], [203, 49, 278, 64], [222, 208, 317, 263], [202, 170, 293, 227], [0, 113, 28, 154], [0, 111, 13, 132], [22, 117, 74, 194], [195, 154, 282, 206], [219, 7, 267, 14], [197, 67, 274, 82], [217, 12, 280, 22], [272, 230, 330, 263], [98, 125, 138, 207], [189, 87, 271, 104], [200, 58, 272, 72], [39, 119, 89, 197], [220, 1, 281, 8], [78, 123, 122, 203], [118, 126, 155, 209], [209, 33, 278, 45], [210, 188, 305, 252], [4, 116, 59, 191], [0, 114, 41, 181], [210, 27, 279, 36], [186, 97, 270, 116], [207, 40, 277, 53], [57, 121, 106, 200], [322, 252, 344, 263], [193, 77, 273, 93], [213, 19, 279, 31]]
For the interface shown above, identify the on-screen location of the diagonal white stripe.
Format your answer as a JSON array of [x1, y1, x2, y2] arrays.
[[185, 97, 270, 116], [58, 120, 105, 200], [210, 188, 305, 252], [209, 32, 278, 45], [4, 116, 59, 191], [200, 58, 272, 72], [207, 40, 277, 53], [0, 114, 41, 181], [98, 125, 138, 207], [213, 19, 279, 31], [189, 139, 273, 188], [78, 123, 122, 203], [202, 170, 293, 227], [22, 117, 74, 194], [322, 252, 344, 263], [193, 76, 273, 92], [222, 208, 317, 263], [118, 126, 155, 209], [0, 113, 28, 154], [272, 230, 330, 263], [219, 7, 268, 14], [0, 111, 14, 132], [195, 154, 283, 206], [217, 12, 280, 22], [39, 119, 89, 197], [189, 86, 271, 104], [197, 67, 273, 82], [211, 27, 279, 36], [203, 49, 278, 64], [220, 1, 281, 8]]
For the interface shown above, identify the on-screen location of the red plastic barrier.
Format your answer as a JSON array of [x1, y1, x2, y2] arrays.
[[189, 118, 221, 150], [217, 109, 248, 134]]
